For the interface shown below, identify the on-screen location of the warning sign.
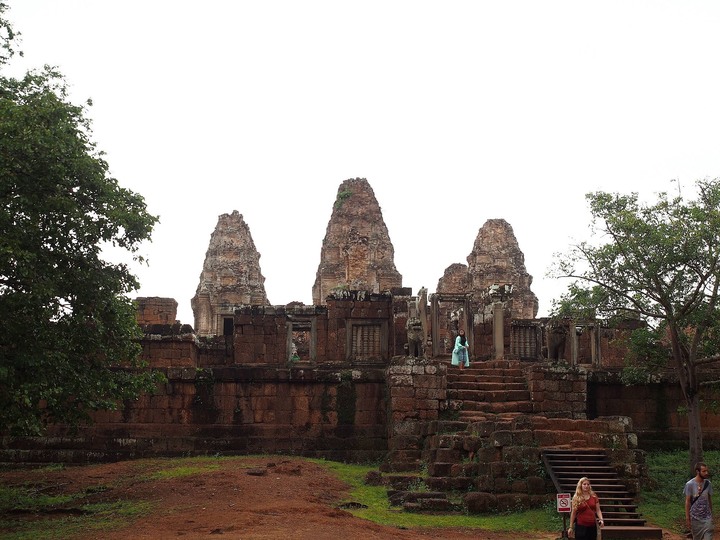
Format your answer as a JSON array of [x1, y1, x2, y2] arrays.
[[557, 493, 571, 513]]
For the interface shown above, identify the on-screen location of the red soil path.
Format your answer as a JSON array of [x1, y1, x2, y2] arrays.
[[1, 456, 685, 540]]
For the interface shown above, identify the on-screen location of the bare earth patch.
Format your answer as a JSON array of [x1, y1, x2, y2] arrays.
[[1, 457, 685, 540]]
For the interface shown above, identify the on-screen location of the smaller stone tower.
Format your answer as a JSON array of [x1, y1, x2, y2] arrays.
[[191, 211, 269, 336], [437, 219, 539, 319]]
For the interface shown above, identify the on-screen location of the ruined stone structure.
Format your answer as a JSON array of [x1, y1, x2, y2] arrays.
[[438, 218, 538, 319], [6, 176, 720, 528], [312, 178, 402, 305], [431, 219, 540, 360], [467, 219, 538, 319], [191, 211, 269, 337], [135, 297, 178, 325]]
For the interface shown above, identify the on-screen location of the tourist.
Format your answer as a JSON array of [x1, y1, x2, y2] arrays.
[[685, 462, 714, 539], [568, 477, 604, 539], [451, 329, 469, 370]]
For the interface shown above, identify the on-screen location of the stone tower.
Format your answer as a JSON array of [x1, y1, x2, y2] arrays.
[[312, 178, 402, 304], [191, 211, 269, 336], [437, 218, 538, 319], [436, 262, 472, 294]]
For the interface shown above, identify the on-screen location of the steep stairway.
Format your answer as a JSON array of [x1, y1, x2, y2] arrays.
[[542, 448, 662, 539], [446, 360, 534, 419]]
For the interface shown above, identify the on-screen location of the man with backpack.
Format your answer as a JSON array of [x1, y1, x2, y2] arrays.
[[685, 462, 714, 539]]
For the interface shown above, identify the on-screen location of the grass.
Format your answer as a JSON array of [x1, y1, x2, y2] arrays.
[[0, 496, 152, 540], [312, 459, 562, 535], [638, 449, 720, 534], [143, 463, 221, 481]]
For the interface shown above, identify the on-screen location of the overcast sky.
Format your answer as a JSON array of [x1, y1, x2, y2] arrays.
[[6, 1, 720, 326]]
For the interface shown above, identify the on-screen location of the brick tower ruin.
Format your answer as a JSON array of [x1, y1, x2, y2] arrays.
[[437, 218, 538, 319], [191, 210, 269, 336], [312, 178, 403, 304]]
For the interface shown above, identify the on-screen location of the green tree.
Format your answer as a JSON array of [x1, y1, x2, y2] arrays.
[[552, 178, 720, 471], [0, 3, 162, 435]]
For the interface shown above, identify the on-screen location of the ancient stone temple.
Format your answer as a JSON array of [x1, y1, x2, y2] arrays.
[[5, 175, 712, 538], [191, 211, 269, 336], [312, 178, 403, 304], [437, 218, 538, 319]]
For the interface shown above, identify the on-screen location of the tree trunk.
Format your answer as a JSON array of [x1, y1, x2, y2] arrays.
[[687, 392, 704, 475]]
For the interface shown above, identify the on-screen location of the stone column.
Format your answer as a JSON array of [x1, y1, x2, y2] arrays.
[[488, 284, 512, 361], [493, 301, 504, 360], [430, 294, 440, 357], [570, 320, 578, 366]]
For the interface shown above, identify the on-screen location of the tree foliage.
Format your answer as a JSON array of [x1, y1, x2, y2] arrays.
[[551, 178, 720, 468], [0, 4, 161, 435]]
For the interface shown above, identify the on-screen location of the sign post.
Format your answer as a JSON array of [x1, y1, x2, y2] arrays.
[[557, 493, 571, 539]]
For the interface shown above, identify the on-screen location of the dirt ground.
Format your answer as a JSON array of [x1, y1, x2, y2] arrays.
[[1, 456, 687, 540]]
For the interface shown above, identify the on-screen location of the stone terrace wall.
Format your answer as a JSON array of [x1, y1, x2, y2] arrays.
[[383, 358, 446, 472], [2, 366, 388, 463], [591, 371, 720, 450], [528, 362, 588, 419]]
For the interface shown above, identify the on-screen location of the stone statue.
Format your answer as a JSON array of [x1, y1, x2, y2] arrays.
[[406, 317, 424, 358]]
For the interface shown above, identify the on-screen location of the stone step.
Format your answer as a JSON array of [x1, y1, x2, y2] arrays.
[[425, 475, 475, 491], [388, 490, 448, 506], [602, 517, 647, 526], [379, 459, 423, 473], [466, 360, 523, 370], [448, 381, 528, 391], [458, 400, 534, 414], [599, 526, 663, 539], [553, 464, 615, 473], [382, 474, 425, 490], [542, 448, 652, 534], [447, 389, 531, 402], [427, 461, 477, 478], [544, 450, 608, 458], [458, 411, 528, 422], [447, 373, 527, 384], [431, 420, 472, 434]]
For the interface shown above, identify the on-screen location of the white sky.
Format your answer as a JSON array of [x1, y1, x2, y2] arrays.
[[6, 1, 720, 326]]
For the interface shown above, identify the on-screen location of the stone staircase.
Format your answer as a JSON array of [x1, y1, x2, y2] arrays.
[[383, 359, 663, 537], [542, 448, 662, 539], [446, 360, 533, 419]]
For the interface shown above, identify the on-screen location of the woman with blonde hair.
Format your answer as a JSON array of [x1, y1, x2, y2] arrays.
[[568, 477, 604, 539]]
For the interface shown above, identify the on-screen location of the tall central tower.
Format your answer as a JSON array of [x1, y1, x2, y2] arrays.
[[312, 178, 402, 304]]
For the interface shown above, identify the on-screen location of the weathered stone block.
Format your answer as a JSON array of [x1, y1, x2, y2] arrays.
[[434, 448, 462, 462], [388, 435, 422, 451], [527, 475, 546, 494], [492, 431, 513, 447], [475, 446, 501, 464], [417, 409, 439, 421], [389, 375, 413, 386], [511, 430, 534, 446], [390, 386, 415, 398], [511, 479, 528, 493], [428, 462, 453, 477]]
